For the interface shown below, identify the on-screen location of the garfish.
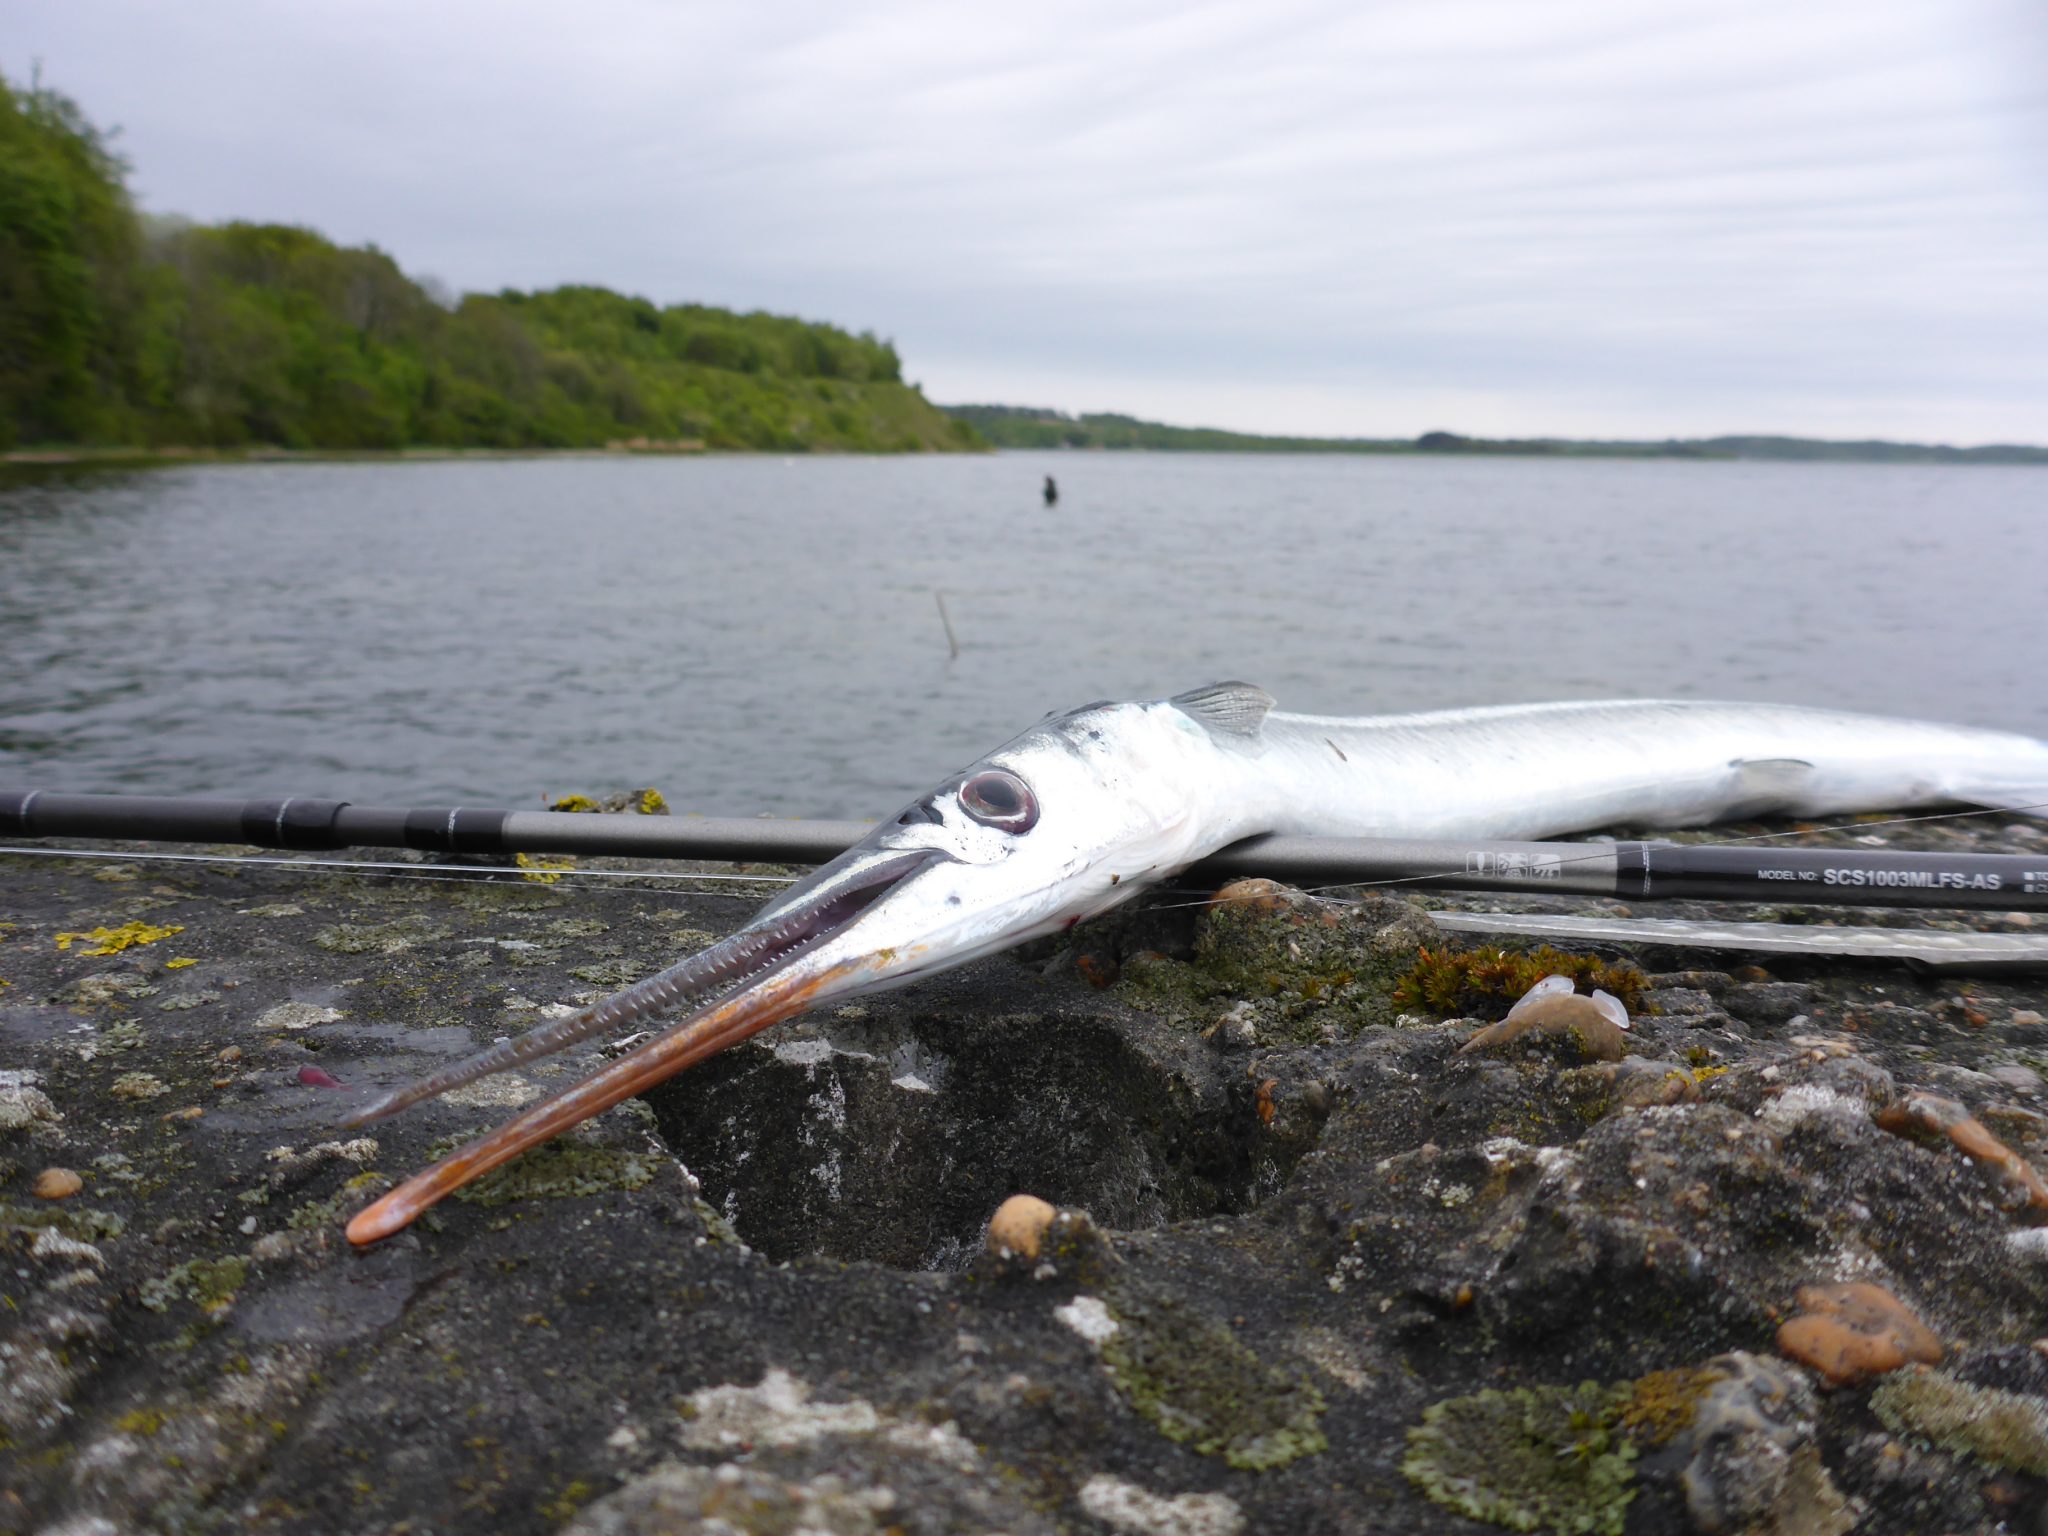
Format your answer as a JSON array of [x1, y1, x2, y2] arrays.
[[344, 683, 2048, 1244]]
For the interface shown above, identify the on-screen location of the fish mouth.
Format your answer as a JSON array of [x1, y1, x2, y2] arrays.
[[344, 846, 946, 1246]]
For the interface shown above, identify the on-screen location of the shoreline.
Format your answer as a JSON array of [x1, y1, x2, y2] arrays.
[[12, 442, 2048, 471], [0, 440, 991, 469]]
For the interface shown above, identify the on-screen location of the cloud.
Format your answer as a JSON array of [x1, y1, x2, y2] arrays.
[[6, 0, 2044, 439]]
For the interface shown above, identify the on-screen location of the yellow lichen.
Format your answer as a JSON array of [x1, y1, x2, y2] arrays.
[[164, 957, 198, 969], [548, 794, 600, 813], [1618, 1366, 1725, 1447], [636, 788, 668, 815], [54, 921, 186, 956], [514, 852, 575, 885]]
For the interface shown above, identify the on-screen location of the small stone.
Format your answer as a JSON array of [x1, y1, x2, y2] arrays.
[[1775, 1282, 1942, 1386], [1208, 878, 1297, 912], [1205, 1001, 1257, 1050], [1991, 1065, 2047, 1098], [985, 1194, 1058, 1261], [1646, 986, 1719, 1017], [1877, 1090, 2048, 1220], [1725, 981, 1813, 1026], [254, 1001, 343, 1033], [1460, 981, 1630, 1063], [1646, 969, 1733, 995], [33, 1167, 83, 1200], [1054, 1294, 1120, 1344], [2014, 1010, 2045, 1027]]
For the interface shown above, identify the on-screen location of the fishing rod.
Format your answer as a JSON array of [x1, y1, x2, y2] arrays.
[[4, 789, 2044, 913]]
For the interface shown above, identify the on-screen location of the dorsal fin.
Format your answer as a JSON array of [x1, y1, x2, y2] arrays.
[[1169, 681, 1274, 741]]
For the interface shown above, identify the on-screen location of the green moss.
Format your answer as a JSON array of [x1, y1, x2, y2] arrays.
[[568, 958, 647, 987], [1403, 1382, 1636, 1536], [285, 1172, 387, 1233], [1112, 890, 1432, 1044], [1394, 945, 1648, 1022], [1190, 890, 1431, 1039], [0, 1199, 127, 1242], [139, 1256, 249, 1314], [1872, 1369, 2048, 1475], [1112, 950, 1223, 1023], [450, 1140, 656, 1207], [538, 1479, 596, 1522], [114, 1407, 167, 1437], [313, 914, 450, 955], [1100, 1282, 1327, 1470]]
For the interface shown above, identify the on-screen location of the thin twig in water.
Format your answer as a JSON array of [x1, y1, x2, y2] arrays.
[[935, 590, 960, 660]]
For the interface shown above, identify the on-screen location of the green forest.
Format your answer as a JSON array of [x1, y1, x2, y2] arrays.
[[0, 71, 978, 454]]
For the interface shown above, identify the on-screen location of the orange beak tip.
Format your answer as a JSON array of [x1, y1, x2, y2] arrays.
[[345, 1195, 404, 1247]]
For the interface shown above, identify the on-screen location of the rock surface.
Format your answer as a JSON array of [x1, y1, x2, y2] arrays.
[[4, 810, 2048, 1534]]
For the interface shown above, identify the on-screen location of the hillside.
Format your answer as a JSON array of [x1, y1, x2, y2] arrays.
[[0, 73, 978, 454]]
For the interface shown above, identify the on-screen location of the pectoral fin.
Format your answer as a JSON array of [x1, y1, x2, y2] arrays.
[[1725, 757, 1818, 817]]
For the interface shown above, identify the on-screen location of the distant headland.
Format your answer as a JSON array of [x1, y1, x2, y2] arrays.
[[942, 405, 2048, 465]]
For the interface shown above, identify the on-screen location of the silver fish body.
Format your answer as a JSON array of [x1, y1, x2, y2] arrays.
[[346, 684, 2048, 1243], [1238, 697, 2048, 840]]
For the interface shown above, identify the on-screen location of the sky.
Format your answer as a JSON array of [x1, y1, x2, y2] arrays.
[[6, 0, 2045, 442]]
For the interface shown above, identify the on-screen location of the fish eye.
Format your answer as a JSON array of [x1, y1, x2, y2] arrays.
[[958, 769, 1038, 833]]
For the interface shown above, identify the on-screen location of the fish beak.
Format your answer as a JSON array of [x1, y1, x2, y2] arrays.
[[344, 847, 948, 1246]]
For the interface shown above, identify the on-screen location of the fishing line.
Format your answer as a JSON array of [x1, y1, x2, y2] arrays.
[[0, 844, 798, 901]]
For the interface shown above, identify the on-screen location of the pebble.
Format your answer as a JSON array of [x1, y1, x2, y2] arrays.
[[1776, 1282, 1942, 1386], [32, 1167, 83, 1201], [1206, 1001, 1257, 1050], [255, 1001, 344, 1033], [1877, 1090, 2048, 1218], [1460, 984, 1630, 1063], [1725, 981, 1814, 1026], [1990, 1064, 2047, 1098], [1646, 987, 1720, 1017], [985, 1194, 1058, 1261]]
